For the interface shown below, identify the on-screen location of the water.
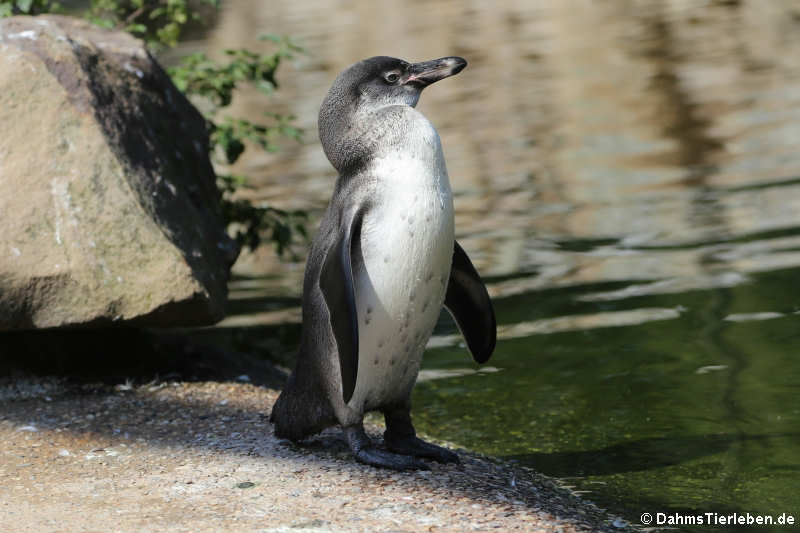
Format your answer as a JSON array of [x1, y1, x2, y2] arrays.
[[191, 1, 800, 528]]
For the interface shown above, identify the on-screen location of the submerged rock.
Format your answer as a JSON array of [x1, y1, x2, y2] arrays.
[[0, 15, 239, 330]]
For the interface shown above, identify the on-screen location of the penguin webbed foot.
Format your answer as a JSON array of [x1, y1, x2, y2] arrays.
[[354, 446, 430, 471], [383, 408, 460, 464], [384, 434, 460, 464], [343, 424, 429, 471]]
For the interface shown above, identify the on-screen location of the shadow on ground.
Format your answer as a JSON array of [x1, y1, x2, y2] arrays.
[[0, 328, 627, 532], [0, 328, 288, 387]]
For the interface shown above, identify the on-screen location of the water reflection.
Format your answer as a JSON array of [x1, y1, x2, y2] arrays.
[[507, 433, 793, 477], [191, 0, 800, 527], [200, 0, 800, 298]]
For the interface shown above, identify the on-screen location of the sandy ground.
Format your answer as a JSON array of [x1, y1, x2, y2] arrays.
[[0, 378, 637, 532]]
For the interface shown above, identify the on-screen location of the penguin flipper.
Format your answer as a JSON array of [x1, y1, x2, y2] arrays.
[[320, 208, 363, 404], [444, 241, 497, 364]]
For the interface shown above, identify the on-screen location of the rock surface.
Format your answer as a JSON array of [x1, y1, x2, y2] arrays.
[[0, 15, 238, 330], [0, 378, 637, 532]]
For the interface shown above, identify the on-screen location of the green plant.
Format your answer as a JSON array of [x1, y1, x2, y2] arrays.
[[169, 38, 302, 105], [168, 34, 308, 256], [87, 0, 219, 49], [0, 0, 59, 16], [1, 0, 307, 258]]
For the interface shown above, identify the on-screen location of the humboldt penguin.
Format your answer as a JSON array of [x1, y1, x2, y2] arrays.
[[270, 56, 496, 470]]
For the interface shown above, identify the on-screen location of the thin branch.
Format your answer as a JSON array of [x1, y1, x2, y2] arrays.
[[119, 5, 145, 27]]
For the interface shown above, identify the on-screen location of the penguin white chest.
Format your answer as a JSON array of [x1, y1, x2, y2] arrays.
[[350, 148, 454, 411]]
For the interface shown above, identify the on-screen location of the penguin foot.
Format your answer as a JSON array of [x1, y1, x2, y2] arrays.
[[343, 423, 429, 470], [354, 447, 430, 471], [384, 435, 460, 464]]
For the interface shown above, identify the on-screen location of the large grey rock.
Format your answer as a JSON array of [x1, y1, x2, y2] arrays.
[[0, 15, 239, 330]]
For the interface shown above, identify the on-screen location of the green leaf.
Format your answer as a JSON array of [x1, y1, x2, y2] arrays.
[[126, 23, 147, 35], [16, 0, 33, 13], [259, 33, 281, 43], [0, 3, 13, 17], [88, 16, 115, 29]]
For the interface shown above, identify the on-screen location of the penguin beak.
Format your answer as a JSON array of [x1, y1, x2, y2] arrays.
[[405, 57, 467, 87]]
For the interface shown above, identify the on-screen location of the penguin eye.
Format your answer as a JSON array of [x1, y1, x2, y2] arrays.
[[384, 72, 400, 84]]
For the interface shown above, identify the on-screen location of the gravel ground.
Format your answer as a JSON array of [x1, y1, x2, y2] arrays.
[[0, 377, 638, 532]]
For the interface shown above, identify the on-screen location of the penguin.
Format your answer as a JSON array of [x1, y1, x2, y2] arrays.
[[270, 56, 496, 470]]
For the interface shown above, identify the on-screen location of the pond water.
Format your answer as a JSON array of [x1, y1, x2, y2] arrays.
[[190, 1, 800, 528]]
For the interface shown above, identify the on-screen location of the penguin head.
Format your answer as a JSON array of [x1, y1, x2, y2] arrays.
[[319, 56, 467, 172], [342, 55, 467, 109]]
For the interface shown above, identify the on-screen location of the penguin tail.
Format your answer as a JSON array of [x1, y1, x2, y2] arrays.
[[270, 373, 335, 441]]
